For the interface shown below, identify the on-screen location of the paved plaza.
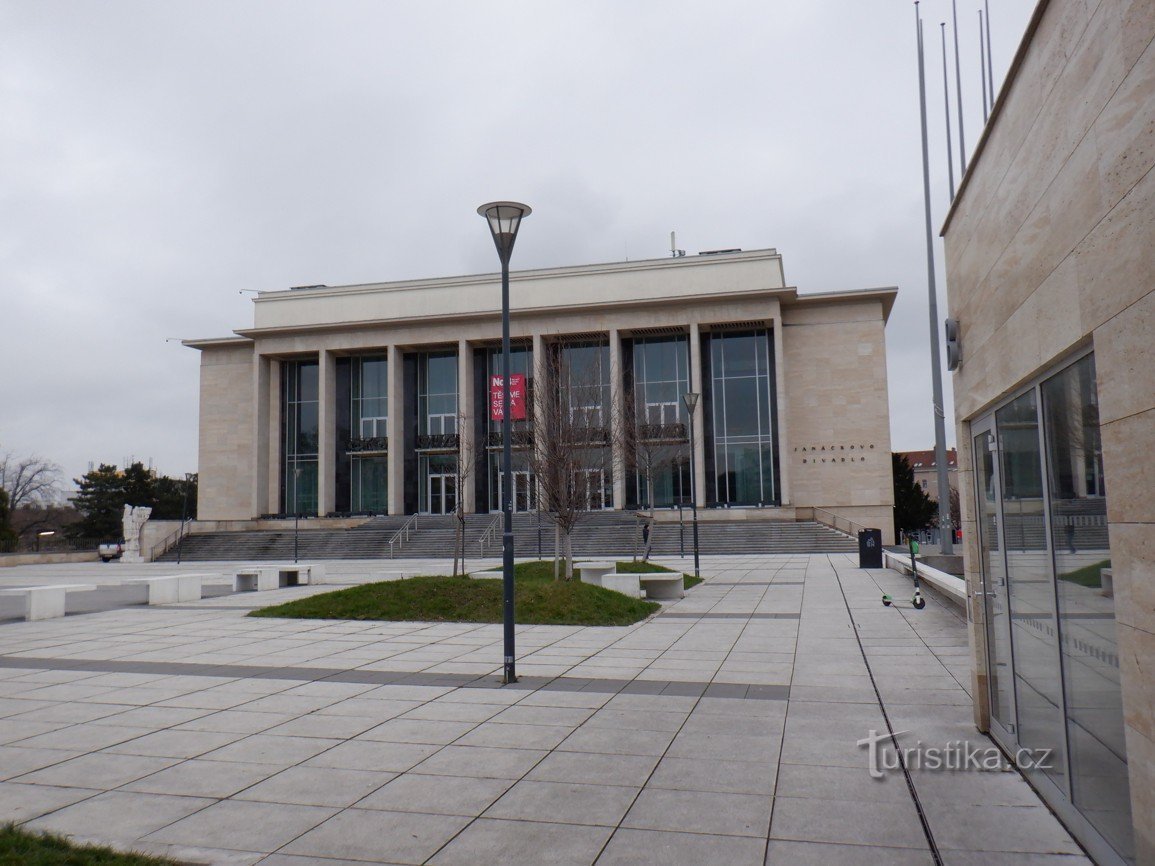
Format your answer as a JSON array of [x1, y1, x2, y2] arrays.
[[0, 555, 1088, 865]]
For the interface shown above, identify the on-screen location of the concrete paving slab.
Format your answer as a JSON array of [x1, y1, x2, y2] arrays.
[[597, 827, 766, 865], [234, 765, 395, 807], [145, 799, 339, 853], [282, 807, 470, 864], [484, 779, 640, 826], [427, 817, 612, 866], [356, 772, 513, 816], [27, 789, 215, 841]]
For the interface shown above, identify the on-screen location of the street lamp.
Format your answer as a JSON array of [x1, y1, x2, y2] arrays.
[[682, 392, 701, 579], [36, 531, 55, 552], [478, 200, 532, 685]]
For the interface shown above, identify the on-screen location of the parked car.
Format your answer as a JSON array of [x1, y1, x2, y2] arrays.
[[98, 541, 123, 563]]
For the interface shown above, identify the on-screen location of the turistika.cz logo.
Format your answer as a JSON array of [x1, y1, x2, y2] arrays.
[[857, 729, 1053, 779]]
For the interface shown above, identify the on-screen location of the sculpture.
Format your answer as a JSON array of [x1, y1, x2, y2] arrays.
[[120, 504, 152, 563]]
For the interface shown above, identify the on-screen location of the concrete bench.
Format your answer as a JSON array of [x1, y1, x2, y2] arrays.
[[234, 564, 321, 592], [470, 570, 502, 580], [578, 562, 616, 586], [639, 573, 685, 600], [122, 573, 220, 605], [0, 584, 98, 621], [601, 573, 643, 598]]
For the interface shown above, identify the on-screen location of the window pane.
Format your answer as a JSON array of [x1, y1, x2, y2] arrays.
[[1042, 355, 1132, 857], [996, 389, 1067, 789]]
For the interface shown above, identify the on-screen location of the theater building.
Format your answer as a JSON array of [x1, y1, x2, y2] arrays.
[[943, 0, 1153, 861], [187, 248, 896, 531]]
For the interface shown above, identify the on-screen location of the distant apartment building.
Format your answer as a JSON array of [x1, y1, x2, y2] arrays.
[[897, 448, 957, 503]]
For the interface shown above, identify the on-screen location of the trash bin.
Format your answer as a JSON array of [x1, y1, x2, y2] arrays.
[[858, 528, 883, 568]]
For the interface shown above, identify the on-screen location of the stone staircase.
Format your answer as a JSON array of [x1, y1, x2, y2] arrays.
[[159, 511, 857, 561]]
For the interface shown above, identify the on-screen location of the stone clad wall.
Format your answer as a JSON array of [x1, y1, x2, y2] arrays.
[[943, 0, 1155, 858], [197, 342, 256, 520], [781, 299, 894, 536]]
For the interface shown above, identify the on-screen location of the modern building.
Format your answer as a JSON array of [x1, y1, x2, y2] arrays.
[[898, 447, 958, 503], [942, 0, 1152, 862], [187, 249, 896, 534]]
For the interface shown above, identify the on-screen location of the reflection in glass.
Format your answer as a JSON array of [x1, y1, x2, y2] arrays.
[[282, 359, 319, 515], [351, 456, 388, 513], [484, 344, 534, 513], [996, 389, 1067, 789], [352, 356, 388, 439], [975, 428, 1015, 731], [710, 330, 776, 505], [1042, 355, 1132, 859]]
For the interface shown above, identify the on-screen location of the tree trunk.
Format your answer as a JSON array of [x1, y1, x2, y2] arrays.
[[553, 523, 561, 580], [564, 529, 574, 580], [452, 509, 461, 576]]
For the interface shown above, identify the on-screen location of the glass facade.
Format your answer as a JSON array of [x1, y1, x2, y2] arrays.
[[416, 351, 458, 513], [350, 355, 388, 513], [631, 336, 691, 508], [709, 329, 777, 505], [558, 340, 612, 508], [483, 345, 534, 513], [281, 359, 319, 515], [976, 352, 1131, 862]]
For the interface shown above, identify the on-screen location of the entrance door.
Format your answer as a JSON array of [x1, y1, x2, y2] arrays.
[[427, 473, 457, 515], [573, 469, 605, 510], [498, 471, 536, 513], [973, 419, 1017, 739]]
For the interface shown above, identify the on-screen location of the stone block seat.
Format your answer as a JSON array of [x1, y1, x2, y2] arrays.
[[578, 562, 616, 586], [234, 563, 322, 592], [0, 584, 98, 621]]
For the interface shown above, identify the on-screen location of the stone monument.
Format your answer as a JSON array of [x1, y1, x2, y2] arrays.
[[120, 504, 152, 563]]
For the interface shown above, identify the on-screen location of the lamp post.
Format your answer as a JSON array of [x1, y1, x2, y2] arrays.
[[478, 200, 532, 685], [293, 466, 302, 564], [682, 392, 701, 579], [36, 531, 55, 552]]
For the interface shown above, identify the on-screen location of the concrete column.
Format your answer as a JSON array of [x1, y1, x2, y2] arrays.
[[532, 334, 547, 508], [609, 329, 626, 510], [267, 359, 283, 514], [317, 350, 337, 516], [772, 306, 791, 505], [458, 339, 475, 513], [689, 322, 707, 508], [387, 345, 404, 515], [251, 354, 272, 518]]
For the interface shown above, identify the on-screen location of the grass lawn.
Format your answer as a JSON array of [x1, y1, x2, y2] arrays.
[[1059, 559, 1110, 589], [0, 823, 178, 865], [249, 559, 702, 627]]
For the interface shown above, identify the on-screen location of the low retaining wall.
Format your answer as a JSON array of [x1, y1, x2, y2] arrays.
[[0, 551, 100, 568]]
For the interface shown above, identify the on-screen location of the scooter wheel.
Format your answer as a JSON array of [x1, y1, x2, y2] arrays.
[[881, 595, 892, 607], [912, 596, 926, 610]]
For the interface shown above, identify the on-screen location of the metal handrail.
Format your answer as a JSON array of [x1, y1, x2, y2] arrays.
[[477, 513, 502, 557], [387, 513, 419, 558], [810, 507, 869, 539]]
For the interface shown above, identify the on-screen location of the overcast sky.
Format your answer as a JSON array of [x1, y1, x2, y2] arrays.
[[1, 0, 1035, 490]]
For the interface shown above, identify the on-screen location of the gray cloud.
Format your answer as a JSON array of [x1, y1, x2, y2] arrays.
[[0, 0, 1034, 486]]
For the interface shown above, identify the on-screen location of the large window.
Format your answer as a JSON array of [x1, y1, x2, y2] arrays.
[[560, 341, 610, 429], [631, 336, 691, 508], [484, 344, 534, 513], [418, 351, 458, 436], [349, 355, 388, 513], [709, 329, 777, 505], [281, 359, 318, 515], [976, 352, 1131, 862]]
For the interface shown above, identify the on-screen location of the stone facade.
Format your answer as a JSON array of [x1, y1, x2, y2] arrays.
[[942, 0, 1153, 861], [188, 249, 895, 533]]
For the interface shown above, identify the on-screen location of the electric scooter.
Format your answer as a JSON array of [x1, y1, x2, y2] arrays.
[[882, 535, 926, 609]]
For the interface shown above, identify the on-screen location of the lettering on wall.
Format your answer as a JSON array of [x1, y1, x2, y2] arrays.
[[794, 443, 875, 464]]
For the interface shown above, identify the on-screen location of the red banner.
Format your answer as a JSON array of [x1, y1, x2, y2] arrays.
[[490, 374, 526, 421]]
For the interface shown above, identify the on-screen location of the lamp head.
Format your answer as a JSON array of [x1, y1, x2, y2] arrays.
[[477, 201, 531, 263], [682, 392, 700, 413]]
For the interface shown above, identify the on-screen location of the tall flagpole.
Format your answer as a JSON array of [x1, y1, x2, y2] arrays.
[[915, 3, 955, 555], [940, 22, 956, 201], [951, 0, 967, 174]]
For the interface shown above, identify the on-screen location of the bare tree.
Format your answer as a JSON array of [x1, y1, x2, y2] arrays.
[[451, 410, 481, 577], [619, 412, 690, 561], [528, 343, 617, 580], [0, 452, 63, 514]]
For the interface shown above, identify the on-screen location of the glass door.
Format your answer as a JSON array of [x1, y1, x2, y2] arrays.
[[497, 471, 536, 513], [427, 473, 457, 515], [973, 419, 1017, 740]]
